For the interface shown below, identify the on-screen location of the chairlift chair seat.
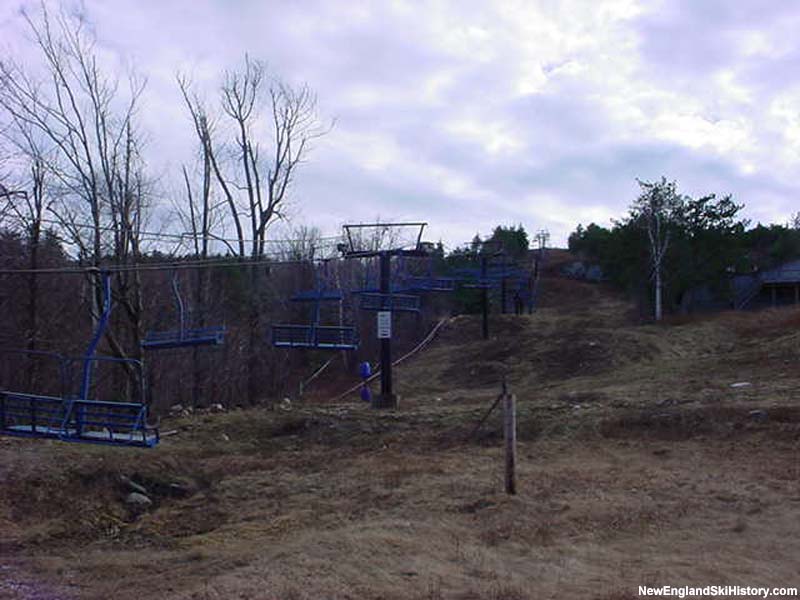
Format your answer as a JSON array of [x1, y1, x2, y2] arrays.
[[452, 267, 482, 277], [141, 325, 226, 350], [405, 276, 458, 292], [0, 392, 158, 447], [291, 289, 343, 302], [352, 285, 415, 294], [61, 398, 159, 447], [272, 324, 358, 351], [141, 271, 225, 351], [463, 278, 499, 289], [0, 391, 69, 439], [273, 260, 358, 351], [359, 293, 421, 312]]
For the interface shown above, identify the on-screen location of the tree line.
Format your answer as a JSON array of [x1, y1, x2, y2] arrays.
[[0, 4, 333, 406], [0, 5, 543, 409], [568, 177, 800, 319]]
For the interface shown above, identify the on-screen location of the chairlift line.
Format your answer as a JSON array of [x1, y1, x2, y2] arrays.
[[0, 220, 541, 429], [0, 223, 532, 277], [28, 216, 344, 246], [0, 254, 343, 276]]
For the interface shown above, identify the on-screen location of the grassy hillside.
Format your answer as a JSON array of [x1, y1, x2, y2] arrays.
[[2, 260, 800, 599]]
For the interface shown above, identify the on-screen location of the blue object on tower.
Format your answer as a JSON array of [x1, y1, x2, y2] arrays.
[[360, 386, 371, 403], [359, 361, 372, 379], [359, 361, 372, 403]]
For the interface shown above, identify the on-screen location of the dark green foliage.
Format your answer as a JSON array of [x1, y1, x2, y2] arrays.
[[743, 224, 800, 268], [568, 223, 613, 259], [667, 193, 748, 307], [441, 224, 531, 314], [569, 178, 764, 313], [487, 224, 529, 261], [443, 243, 483, 314]]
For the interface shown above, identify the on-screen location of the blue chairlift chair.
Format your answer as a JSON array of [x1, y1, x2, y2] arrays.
[[405, 276, 458, 292], [462, 279, 499, 290], [62, 351, 158, 447], [402, 257, 458, 293], [352, 256, 423, 312], [272, 261, 358, 351], [512, 279, 534, 313], [351, 260, 413, 295], [0, 271, 159, 447], [141, 271, 225, 350], [456, 267, 500, 290], [457, 262, 528, 288], [0, 349, 70, 439], [359, 292, 421, 312]]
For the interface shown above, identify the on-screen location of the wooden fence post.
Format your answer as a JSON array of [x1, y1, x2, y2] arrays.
[[504, 390, 517, 495]]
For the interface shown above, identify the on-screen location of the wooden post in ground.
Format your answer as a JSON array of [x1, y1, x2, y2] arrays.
[[503, 386, 517, 495], [481, 254, 489, 340], [469, 379, 518, 494]]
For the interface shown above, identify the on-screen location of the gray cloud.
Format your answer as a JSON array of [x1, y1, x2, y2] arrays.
[[3, 0, 800, 248]]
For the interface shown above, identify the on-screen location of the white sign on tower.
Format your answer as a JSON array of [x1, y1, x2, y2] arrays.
[[377, 311, 392, 339]]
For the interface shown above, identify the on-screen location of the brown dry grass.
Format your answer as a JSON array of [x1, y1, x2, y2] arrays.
[[3, 272, 800, 599]]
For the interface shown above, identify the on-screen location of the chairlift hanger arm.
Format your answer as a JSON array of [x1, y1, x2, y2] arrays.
[[79, 271, 112, 401]]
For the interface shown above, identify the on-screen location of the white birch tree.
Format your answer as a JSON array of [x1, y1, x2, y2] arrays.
[[634, 178, 681, 321]]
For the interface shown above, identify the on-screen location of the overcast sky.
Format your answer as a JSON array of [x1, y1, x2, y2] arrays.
[[2, 0, 800, 248]]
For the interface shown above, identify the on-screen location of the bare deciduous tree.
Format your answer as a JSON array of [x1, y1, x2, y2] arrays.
[[177, 56, 329, 403], [275, 224, 322, 261], [179, 56, 328, 260], [0, 3, 151, 364]]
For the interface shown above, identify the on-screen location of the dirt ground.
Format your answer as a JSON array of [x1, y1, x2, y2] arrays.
[[2, 264, 800, 599]]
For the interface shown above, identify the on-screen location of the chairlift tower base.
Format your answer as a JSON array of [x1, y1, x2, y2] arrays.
[[374, 393, 400, 409]]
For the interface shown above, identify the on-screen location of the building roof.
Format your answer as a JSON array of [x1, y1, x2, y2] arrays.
[[760, 259, 800, 284]]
